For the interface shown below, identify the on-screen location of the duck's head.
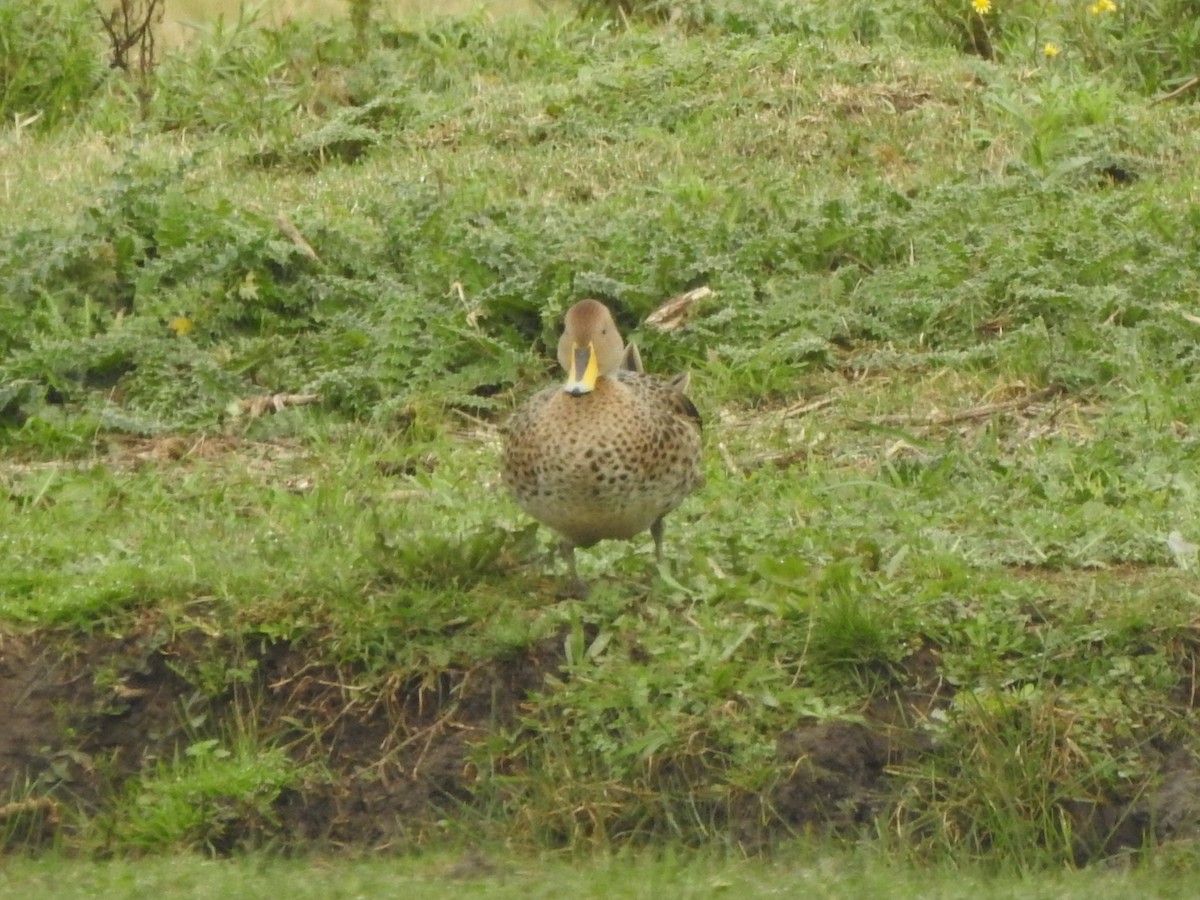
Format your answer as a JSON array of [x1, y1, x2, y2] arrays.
[[557, 299, 625, 396]]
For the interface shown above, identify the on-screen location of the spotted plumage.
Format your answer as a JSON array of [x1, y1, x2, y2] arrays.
[[502, 299, 703, 596]]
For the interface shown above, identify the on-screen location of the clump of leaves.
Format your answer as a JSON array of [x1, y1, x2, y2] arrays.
[[0, 155, 332, 432], [145, 10, 358, 137], [0, 0, 107, 129], [109, 739, 299, 855]]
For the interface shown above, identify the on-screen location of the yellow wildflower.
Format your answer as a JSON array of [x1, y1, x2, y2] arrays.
[[168, 315, 195, 337], [1043, 42, 1061, 58], [972, 0, 991, 13], [1088, 0, 1116, 13]]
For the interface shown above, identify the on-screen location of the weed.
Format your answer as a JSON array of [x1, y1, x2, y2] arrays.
[[0, 0, 107, 129], [107, 737, 299, 855]]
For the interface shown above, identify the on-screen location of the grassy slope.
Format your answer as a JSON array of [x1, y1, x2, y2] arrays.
[[3, 0, 1200, 869]]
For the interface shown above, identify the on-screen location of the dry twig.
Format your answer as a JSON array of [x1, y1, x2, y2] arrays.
[[231, 393, 322, 420], [275, 213, 321, 262], [0, 797, 59, 822], [716, 441, 740, 477], [781, 396, 834, 419], [863, 386, 1063, 427], [646, 286, 711, 332], [452, 281, 485, 330], [1152, 75, 1200, 105]]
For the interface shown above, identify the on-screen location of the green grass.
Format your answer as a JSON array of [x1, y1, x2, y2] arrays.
[[4, 0, 1200, 874], [4, 849, 1200, 900]]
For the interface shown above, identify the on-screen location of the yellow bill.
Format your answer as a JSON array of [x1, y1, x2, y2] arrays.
[[563, 343, 599, 395]]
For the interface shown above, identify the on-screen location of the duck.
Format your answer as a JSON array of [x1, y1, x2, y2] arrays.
[[502, 299, 703, 597]]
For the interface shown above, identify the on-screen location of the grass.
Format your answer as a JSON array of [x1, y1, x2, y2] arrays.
[[4, 848, 1200, 900], [3, 0, 1200, 877]]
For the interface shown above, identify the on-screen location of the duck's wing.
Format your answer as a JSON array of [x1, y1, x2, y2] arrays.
[[671, 388, 702, 431], [622, 342, 644, 374]]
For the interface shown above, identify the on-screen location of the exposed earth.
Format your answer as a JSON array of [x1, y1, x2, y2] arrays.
[[3, 621, 1200, 859]]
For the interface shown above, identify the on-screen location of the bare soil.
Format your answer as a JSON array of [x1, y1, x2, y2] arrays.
[[0, 623, 557, 852], [2, 625, 1199, 859]]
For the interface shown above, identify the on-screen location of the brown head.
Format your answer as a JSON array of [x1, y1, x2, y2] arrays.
[[557, 300, 626, 396]]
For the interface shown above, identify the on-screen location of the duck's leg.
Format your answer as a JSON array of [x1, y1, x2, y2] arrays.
[[559, 539, 590, 599], [650, 517, 666, 565]]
